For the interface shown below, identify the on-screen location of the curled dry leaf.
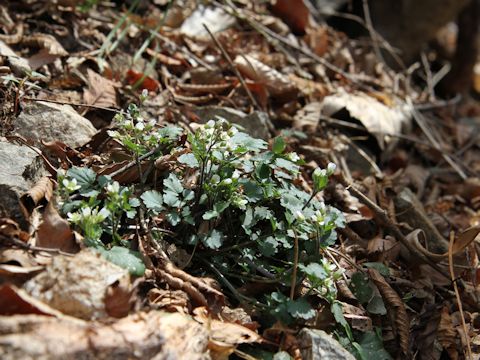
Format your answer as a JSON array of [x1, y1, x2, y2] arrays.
[[406, 226, 480, 263], [438, 306, 459, 360], [148, 288, 191, 313], [193, 306, 262, 359], [36, 201, 78, 253], [368, 268, 410, 356], [83, 69, 118, 109], [156, 261, 224, 309], [19, 176, 53, 218], [0, 218, 30, 242], [322, 90, 412, 149], [234, 54, 298, 102], [24, 34, 68, 56]]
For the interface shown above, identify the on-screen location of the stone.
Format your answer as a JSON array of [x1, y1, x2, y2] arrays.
[[298, 328, 356, 360], [0, 140, 45, 227], [14, 101, 97, 148], [192, 106, 272, 141]]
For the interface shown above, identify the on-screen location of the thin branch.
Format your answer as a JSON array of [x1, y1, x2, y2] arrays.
[[202, 24, 261, 111], [448, 231, 473, 360]]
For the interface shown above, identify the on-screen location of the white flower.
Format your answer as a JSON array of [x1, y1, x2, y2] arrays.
[[67, 212, 81, 223], [295, 210, 305, 221], [210, 174, 220, 184], [220, 132, 230, 141], [205, 120, 215, 129], [232, 170, 241, 179], [287, 152, 300, 162], [326, 162, 336, 175], [135, 122, 145, 131], [106, 181, 120, 194], [222, 178, 232, 185], [62, 178, 80, 192], [148, 119, 157, 127], [227, 127, 238, 136]]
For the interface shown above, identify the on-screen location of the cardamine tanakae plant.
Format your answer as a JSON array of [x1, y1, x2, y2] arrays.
[[57, 96, 345, 323]]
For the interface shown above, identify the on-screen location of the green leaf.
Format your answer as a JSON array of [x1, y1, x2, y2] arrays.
[[203, 210, 219, 220], [163, 190, 180, 207], [331, 301, 348, 328], [129, 198, 141, 207], [259, 236, 278, 256], [299, 263, 327, 281], [363, 262, 390, 276], [164, 173, 183, 194], [254, 206, 273, 220], [156, 125, 183, 141], [166, 211, 181, 226], [366, 295, 387, 315], [287, 298, 315, 320], [100, 246, 145, 276], [230, 132, 267, 152], [178, 153, 199, 168], [350, 272, 373, 304], [275, 158, 299, 173], [255, 163, 271, 180], [203, 229, 223, 249], [272, 136, 286, 154], [67, 166, 96, 191], [273, 351, 292, 360], [242, 180, 263, 202], [140, 190, 164, 213], [357, 330, 393, 360]]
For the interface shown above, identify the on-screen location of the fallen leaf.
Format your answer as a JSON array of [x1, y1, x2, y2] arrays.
[[36, 201, 78, 253], [125, 69, 160, 92], [234, 54, 298, 103], [271, 0, 312, 35], [322, 90, 412, 149], [83, 69, 118, 109]]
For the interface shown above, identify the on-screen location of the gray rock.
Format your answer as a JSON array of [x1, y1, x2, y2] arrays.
[[0, 40, 31, 76], [15, 101, 97, 148], [192, 106, 272, 141], [299, 328, 355, 360], [0, 140, 45, 227]]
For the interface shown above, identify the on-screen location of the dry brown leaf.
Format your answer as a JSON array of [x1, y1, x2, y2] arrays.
[[24, 34, 68, 56], [438, 306, 459, 360], [407, 226, 480, 263], [193, 306, 262, 359], [322, 90, 412, 149], [367, 235, 400, 262], [0, 218, 30, 242], [271, 0, 312, 35], [368, 268, 410, 355], [305, 25, 329, 57], [83, 68, 118, 109], [0, 311, 208, 359], [0, 284, 68, 317], [24, 250, 131, 320], [36, 201, 78, 253], [148, 288, 190, 313], [19, 177, 53, 219], [98, 160, 151, 184], [234, 54, 298, 102]]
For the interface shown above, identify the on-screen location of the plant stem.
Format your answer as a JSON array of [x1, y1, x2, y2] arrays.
[[290, 228, 299, 300]]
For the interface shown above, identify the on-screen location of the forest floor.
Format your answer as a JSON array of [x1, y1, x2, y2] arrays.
[[0, 1, 479, 359]]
